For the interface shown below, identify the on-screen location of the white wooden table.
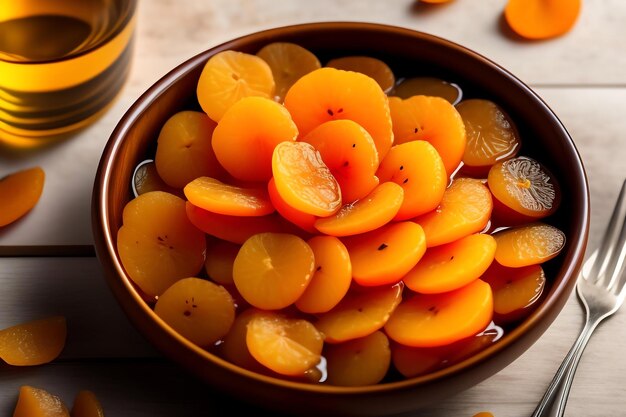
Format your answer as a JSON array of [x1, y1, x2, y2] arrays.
[[1, 1, 625, 416]]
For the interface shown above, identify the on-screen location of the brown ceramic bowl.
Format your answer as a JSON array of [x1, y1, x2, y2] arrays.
[[92, 22, 589, 416]]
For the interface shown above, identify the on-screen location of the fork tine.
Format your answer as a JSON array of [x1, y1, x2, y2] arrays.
[[606, 213, 626, 293], [590, 179, 626, 285]]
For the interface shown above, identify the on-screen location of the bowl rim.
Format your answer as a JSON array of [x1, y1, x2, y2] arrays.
[[93, 21, 590, 394]]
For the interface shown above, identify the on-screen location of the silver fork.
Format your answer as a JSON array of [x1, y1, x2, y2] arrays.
[[532, 178, 626, 417]]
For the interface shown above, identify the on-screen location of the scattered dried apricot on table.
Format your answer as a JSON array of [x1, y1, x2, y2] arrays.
[[0, 166, 45, 227], [71, 390, 104, 417], [13, 386, 69, 417], [0, 316, 66, 366], [505, 0, 581, 40]]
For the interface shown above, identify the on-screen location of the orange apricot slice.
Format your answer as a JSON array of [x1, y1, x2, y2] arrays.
[[481, 262, 546, 323], [267, 178, 317, 233], [457, 99, 520, 176], [186, 202, 305, 244], [314, 283, 403, 343], [344, 221, 426, 286], [184, 177, 274, 217], [13, 386, 69, 417], [154, 277, 235, 347], [71, 390, 104, 417], [404, 233, 497, 294], [505, 0, 581, 40], [154, 111, 226, 189], [256, 42, 321, 102], [385, 279, 493, 347], [118, 192, 206, 298], [197, 50, 275, 121], [414, 178, 493, 247], [0, 316, 66, 366], [493, 223, 565, 268], [314, 182, 404, 237], [212, 96, 298, 182], [376, 140, 447, 220], [284, 67, 393, 159], [219, 308, 266, 372], [205, 240, 240, 285], [233, 232, 315, 310], [132, 160, 179, 197], [272, 141, 342, 217], [0, 166, 44, 227], [246, 312, 323, 376], [388, 95, 466, 174], [325, 331, 391, 386], [393, 77, 462, 104], [295, 236, 352, 314], [300, 119, 380, 203], [326, 56, 395, 94], [488, 156, 560, 221]]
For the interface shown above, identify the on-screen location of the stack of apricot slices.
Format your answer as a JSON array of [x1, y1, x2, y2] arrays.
[[117, 42, 565, 386]]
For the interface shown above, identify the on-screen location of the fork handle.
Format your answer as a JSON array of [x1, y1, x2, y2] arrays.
[[531, 317, 600, 417]]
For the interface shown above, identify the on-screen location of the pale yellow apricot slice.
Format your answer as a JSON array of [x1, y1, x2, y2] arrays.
[[493, 223, 565, 267], [233, 232, 315, 310], [117, 192, 206, 298], [246, 312, 323, 376], [385, 279, 493, 347], [325, 331, 391, 386], [197, 50, 275, 121], [0, 316, 66, 366], [404, 234, 497, 294], [256, 42, 321, 102], [155, 278, 235, 347], [314, 283, 403, 343], [71, 390, 104, 417], [295, 236, 352, 314], [0, 166, 44, 227], [13, 386, 69, 417], [314, 182, 404, 237]]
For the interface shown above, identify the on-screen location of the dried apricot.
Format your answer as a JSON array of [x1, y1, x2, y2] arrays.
[[117, 192, 206, 298], [184, 177, 274, 217], [233, 232, 315, 310], [205, 240, 240, 285], [0, 316, 66, 366], [493, 223, 565, 267], [13, 386, 69, 417], [257, 42, 321, 102], [389, 95, 466, 174], [385, 279, 493, 347], [414, 178, 493, 247], [344, 221, 426, 286], [326, 56, 395, 94], [325, 331, 391, 386], [301, 119, 379, 203], [267, 178, 317, 233], [246, 312, 323, 376], [0, 166, 44, 227], [219, 308, 266, 372], [295, 236, 352, 314], [71, 390, 104, 417], [155, 278, 235, 347], [404, 233, 497, 294], [154, 111, 225, 189], [314, 283, 403, 343], [457, 99, 520, 176], [272, 141, 341, 217], [314, 182, 404, 237], [212, 96, 298, 181], [505, 0, 581, 40], [197, 50, 275, 121], [284, 67, 393, 159], [376, 140, 447, 220]]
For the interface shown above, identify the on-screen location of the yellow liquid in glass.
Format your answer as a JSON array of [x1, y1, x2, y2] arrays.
[[0, 0, 137, 143]]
